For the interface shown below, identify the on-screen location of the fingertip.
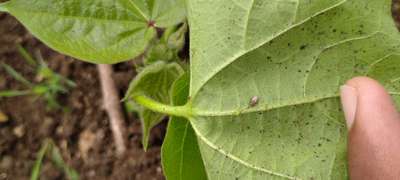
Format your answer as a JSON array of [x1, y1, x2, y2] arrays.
[[345, 76, 398, 121], [345, 76, 389, 97], [343, 76, 400, 179]]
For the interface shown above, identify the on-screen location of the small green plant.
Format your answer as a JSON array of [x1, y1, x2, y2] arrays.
[[1, 0, 400, 179], [31, 139, 79, 180], [0, 45, 75, 109]]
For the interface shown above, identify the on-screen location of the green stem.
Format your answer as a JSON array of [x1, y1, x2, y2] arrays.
[[133, 95, 192, 118]]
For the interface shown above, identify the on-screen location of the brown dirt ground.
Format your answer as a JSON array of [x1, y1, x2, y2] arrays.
[[0, 13, 166, 180]]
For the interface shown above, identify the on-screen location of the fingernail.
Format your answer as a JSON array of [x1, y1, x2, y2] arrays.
[[340, 85, 358, 130]]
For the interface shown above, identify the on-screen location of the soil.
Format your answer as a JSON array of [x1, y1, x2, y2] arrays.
[[0, 13, 166, 180]]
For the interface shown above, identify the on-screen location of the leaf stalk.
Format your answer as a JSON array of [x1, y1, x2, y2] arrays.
[[133, 95, 192, 118]]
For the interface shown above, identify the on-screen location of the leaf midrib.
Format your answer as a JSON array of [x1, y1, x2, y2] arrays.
[[191, 94, 400, 179], [192, 92, 400, 117], [191, 32, 396, 117], [190, 120, 300, 180]]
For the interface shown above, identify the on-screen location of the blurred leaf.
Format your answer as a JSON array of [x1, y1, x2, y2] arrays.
[[63, 78, 77, 88], [0, 0, 185, 64], [50, 143, 80, 180], [166, 24, 187, 52], [17, 45, 36, 66], [144, 24, 188, 65], [30, 140, 50, 180], [30, 140, 79, 180], [0, 90, 31, 97], [144, 43, 174, 65], [32, 85, 49, 95], [38, 65, 54, 79], [2, 50, 75, 110], [1, 63, 32, 87], [125, 61, 184, 150], [162, 73, 207, 180]]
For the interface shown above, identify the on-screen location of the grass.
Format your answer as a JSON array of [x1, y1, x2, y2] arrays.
[[0, 45, 76, 109], [31, 139, 79, 180]]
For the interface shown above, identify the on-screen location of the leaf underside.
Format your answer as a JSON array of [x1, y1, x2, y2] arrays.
[[188, 0, 400, 179], [0, 0, 185, 64]]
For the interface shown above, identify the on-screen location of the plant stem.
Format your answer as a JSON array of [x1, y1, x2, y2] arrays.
[[97, 64, 126, 156], [133, 95, 192, 118]]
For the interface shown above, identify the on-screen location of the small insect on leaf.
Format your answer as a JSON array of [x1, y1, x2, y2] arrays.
[[249, 96, 259, 107]]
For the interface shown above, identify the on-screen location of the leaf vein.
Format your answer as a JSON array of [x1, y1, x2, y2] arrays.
[[191, 0, 347, 97], [191, 123, 300, 180]]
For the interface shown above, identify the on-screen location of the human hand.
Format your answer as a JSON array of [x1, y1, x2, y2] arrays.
[[340, 77, 400, 179]]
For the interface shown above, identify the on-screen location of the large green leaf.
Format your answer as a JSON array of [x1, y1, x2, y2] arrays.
[[183, 0, 400, 179], [162, 73, 207, 180], [125, 61, 184, 150], [0, 0, 185, 64]]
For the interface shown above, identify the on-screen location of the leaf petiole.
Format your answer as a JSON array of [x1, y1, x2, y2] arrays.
[[133, 94, 192, 118]]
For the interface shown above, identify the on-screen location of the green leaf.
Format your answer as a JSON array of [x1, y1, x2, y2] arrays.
[[1, 63, 32, 87], [0, 0, 185, 64], [17, 45, 37, 66], [126, 0, 400, 178], [50, 143, 80, 180], [30, 140, 51, 180], [0, 90, 31, 97], [30, 140, 79, 180], [162, 73, 207, 180], [182, 0, 400, 179], [125, 0, 400, 179], [126, 61, 184, 150]]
